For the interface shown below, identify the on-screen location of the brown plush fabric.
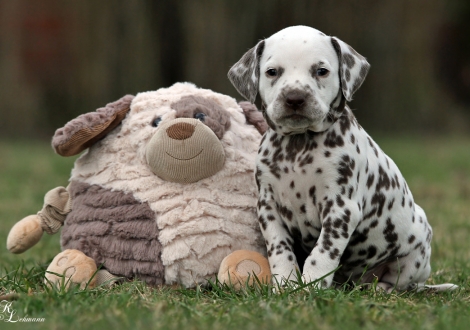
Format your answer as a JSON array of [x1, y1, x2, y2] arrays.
[[52, 95, 135, 157], [166, 122, 196, 140], [61, 181, 164, 286], [172, 95, 231, 139], [238, 101, 268, 135]]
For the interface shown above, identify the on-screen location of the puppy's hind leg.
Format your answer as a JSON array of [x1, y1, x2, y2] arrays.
[[376, 247, 432, 292]]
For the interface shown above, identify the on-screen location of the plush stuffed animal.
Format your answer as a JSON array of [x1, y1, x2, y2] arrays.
[[7, 83, 271, 289]]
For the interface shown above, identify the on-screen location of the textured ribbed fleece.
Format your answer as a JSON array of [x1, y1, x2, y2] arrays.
[[59, 82, 266, 287]]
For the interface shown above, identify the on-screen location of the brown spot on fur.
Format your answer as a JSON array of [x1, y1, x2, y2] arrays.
[[324, 130, 344, 148], [337, 155, 355, 185], [343, 53, 356, 68]]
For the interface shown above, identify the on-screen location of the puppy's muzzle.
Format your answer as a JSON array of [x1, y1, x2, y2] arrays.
[[283, 89, 309, 113]]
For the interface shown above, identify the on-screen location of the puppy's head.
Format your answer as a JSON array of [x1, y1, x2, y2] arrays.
[[228, 26, 370, 135]]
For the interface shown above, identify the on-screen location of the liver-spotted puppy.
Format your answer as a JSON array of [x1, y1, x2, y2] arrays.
[[228, 25, 456, 291]]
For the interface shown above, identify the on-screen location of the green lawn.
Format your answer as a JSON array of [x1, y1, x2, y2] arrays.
[[0, 137, 469, 330]]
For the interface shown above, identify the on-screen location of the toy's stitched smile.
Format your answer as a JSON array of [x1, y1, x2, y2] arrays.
[[165, 149, 203, 161]]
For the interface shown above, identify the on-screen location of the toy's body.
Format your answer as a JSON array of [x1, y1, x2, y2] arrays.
[[8, 83, 271, 288]]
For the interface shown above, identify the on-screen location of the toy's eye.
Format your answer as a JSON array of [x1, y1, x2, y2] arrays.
[[151, 117, 162, 127], [317, 68, 329, 77], [266, 68, 278, 77], [194, 113, 206, 121]]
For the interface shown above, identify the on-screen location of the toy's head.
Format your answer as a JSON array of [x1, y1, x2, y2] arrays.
[[54, 83, 266, 183], [52, 83, 267, 287]]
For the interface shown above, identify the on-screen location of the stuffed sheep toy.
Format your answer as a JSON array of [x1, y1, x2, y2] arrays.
[[7, 83, 271, 289]]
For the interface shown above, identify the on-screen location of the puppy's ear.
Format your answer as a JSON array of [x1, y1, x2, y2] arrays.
[[228, 40, 265, 103], [331, 37, 370, 102]]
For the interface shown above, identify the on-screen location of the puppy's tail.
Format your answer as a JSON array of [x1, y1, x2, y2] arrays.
[[419, 283, 459, 292]]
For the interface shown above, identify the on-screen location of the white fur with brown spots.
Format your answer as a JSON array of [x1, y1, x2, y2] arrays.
[[228, 26, 456, 292]]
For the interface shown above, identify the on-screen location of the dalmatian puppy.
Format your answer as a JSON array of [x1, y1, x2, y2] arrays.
[[228, 25, 456, 291]]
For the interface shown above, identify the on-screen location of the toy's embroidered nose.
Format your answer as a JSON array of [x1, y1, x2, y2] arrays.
[[166, 122, 196, 140]]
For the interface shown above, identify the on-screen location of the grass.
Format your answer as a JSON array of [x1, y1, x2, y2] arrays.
[[0, 136, 469, 329]]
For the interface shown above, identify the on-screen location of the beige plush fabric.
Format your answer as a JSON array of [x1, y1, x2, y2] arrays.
[[7, 215, 44, 253], [218, 250, 271, 289], [45, 249, 98, 289], [146, 118, 226, 183], [64, 83, 265, 287], [39, 186, 71, 234]]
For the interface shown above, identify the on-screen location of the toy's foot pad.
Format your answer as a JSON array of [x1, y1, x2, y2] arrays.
[[236, 259, 261, 275], [7, 215, 44, 254], [218, 250, 271, 289], [95, 269, 123, 287], [45, 249, 97, 289]]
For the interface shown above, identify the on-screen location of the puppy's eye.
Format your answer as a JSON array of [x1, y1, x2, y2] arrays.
[[266, 68, 278, 77], [151, 117, 162, 127], [317, 68, 329, 77], [194, 113, 206, 121]]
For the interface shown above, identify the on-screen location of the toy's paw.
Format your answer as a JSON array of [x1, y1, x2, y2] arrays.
[[45, 249, 97, 290], [7, 215, 44, 254], [218, 250, 271, 289], [95, 269, 123, 287]]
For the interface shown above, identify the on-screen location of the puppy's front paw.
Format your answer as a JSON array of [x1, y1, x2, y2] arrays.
[[306, 277, 332, 289], [302, 268, 334, 289]]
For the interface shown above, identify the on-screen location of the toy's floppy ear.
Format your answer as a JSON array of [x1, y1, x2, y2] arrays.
[[52, 95, 134, 156], [228, 40, 265, 103], [330, 37, 370, 102], [238, 101, 268, 135]]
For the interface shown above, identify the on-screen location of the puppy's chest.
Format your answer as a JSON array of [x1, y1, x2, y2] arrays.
[[257, 131, 333, 231]]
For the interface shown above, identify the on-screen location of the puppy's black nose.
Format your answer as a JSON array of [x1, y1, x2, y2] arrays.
[[285, 90, 306, 110]]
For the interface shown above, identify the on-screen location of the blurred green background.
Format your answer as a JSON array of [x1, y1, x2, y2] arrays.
[[1, 0, 470, 139], [1, 0, 469, 263], [0, 3, 469, 327], [0, 0, 469, 269]]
